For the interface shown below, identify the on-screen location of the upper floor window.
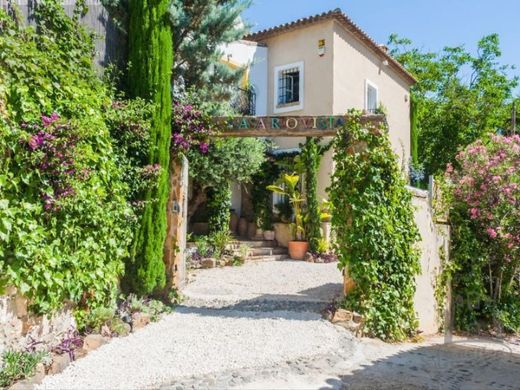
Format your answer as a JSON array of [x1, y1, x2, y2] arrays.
[[274, 61, 304, 113], [365, 80, 378, 113]]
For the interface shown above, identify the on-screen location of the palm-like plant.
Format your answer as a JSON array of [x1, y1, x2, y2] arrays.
[[267, 173, 306, 241]]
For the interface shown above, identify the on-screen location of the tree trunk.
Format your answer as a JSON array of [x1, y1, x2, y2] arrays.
[[188, 185, 208, 222]]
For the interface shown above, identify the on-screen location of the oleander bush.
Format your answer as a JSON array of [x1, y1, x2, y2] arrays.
[[442, 135, 520, 333]]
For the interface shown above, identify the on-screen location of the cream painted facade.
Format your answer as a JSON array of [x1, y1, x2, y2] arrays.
[[224, 12, 414, 210]]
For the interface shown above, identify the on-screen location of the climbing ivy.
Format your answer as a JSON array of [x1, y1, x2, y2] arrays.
[[329, 110, 420, 341], [207, 185, 232, 233], [0, 3, 131, 314]]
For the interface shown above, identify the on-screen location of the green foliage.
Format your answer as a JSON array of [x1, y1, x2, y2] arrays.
[[104, 98, 155, 206], [388, 33, 518, 176], [127, 0, 173, 295], [268, 173, 306, 241], [251, 159, 279, 230], [188, 137, 265, 222], [0, 5, 131, 314], [329, 110, 420, 341], [299, 138, 322, 252], [207, 185, 232, 233], [170, 0, 251, 99], [189, 138, 266, 189], [208, 229, 232, 258], [0, 350, 47, 388]]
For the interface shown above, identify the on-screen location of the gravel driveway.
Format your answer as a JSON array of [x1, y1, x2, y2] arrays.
[[38, 261, 520, 389]]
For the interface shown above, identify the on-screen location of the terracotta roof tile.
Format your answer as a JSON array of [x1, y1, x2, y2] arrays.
[[243, 8, 416, 85]]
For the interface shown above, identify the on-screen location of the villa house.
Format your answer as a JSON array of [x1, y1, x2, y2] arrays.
[[223, 9, 416, 218]]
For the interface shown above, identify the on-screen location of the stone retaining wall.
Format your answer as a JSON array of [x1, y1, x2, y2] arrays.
[[0, 287, 75, 356]]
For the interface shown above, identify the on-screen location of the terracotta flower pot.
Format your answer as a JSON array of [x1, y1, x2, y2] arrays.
[[288, 241, 309, 260], [238, 217, 248, 237], [229, 211, 239, 233], [247, 222, 257, 239], [263, 230, 275, 241]]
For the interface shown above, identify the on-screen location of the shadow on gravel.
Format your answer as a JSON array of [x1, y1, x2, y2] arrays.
[[320, 341, 520, 390], [179, 283, 342, 321]]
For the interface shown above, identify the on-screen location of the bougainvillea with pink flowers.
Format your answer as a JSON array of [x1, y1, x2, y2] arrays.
[[23, 113, 84, 211], [171, 102, 215, 155], [445, 135, 520, 333]]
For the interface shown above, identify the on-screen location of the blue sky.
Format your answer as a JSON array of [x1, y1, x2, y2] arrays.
[[242, 0, 520, 93]]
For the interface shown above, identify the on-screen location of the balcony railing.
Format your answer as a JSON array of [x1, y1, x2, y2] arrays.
[[231, 86, 256, 116]]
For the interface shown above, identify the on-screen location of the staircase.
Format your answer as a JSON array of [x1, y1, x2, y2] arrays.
[[227, 237, 289, 262]]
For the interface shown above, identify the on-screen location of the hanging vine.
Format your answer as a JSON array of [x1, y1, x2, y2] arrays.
[[329, 110, 420, 341]]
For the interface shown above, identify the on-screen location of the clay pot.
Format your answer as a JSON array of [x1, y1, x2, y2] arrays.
[[191, 222, 209, 235], [288, 241, 309, 260], [229, 211, 239, 233], [238, 217, 248, 237], [254, 227, 264, 240], [263, 230, 275, 241], [247, 222, 257, 239]]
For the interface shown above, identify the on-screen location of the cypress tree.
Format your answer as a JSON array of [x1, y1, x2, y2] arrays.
[[127, 0, 173, 295]]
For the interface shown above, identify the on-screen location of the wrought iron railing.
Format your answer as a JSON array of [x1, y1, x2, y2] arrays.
[[231, 86, 256, 116]]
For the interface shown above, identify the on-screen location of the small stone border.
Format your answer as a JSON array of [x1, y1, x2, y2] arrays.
[[8, 311, 158, 389]]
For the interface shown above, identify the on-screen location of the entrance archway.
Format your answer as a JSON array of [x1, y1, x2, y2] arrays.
[[164, 114, 385, 289]]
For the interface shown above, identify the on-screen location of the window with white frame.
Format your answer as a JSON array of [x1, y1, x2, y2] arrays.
[[274, 62, 304, 113], [365, 80, 378, 113]]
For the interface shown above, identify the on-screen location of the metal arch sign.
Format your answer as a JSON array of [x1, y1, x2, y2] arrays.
[[214, 114, 384, 137]]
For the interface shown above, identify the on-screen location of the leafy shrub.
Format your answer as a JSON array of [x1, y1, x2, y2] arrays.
[[443, 135, 520, 333], [0, 5, 132, 315], [329, 110, 420, 341], [209, 230, 232, 258], [0, 350, 47, 388]]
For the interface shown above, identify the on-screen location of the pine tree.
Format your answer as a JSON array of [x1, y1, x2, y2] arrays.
[[170, 0, 250, 99], [127, 0, 173, 295]]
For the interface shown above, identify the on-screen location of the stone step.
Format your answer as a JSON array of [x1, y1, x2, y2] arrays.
[[246, 254, 290, 262], [249, 247, 288, 257], [227, 240, 278, 249]]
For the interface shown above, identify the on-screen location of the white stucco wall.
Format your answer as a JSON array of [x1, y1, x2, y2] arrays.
[[222, 40, 268, 116], [410, 187, 448, 335]]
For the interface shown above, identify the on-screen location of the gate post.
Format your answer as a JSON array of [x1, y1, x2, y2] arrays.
[[164, 155, 188, 290]]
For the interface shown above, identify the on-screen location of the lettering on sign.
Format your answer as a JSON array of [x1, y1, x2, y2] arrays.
[[213, 114, 385, 137]]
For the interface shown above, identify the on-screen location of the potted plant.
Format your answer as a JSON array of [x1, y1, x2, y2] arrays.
[[267, 173, 308, 259]]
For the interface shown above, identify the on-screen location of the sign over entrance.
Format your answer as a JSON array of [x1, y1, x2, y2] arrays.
[[215, 114, 384, 137]]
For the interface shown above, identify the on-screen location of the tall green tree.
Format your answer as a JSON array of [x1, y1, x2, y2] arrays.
[[388, 34, 518, 175], [170, 0, 250, 99], [127, 0, 173, 295], [187, 138, 265, 225]]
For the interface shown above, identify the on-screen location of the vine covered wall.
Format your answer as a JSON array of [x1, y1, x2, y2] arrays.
[[0, 2, 131, 316], [329, 111, 421, 341]]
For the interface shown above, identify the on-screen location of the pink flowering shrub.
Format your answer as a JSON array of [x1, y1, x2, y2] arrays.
[[171, 102, 215, 155], [449, 135, 520, 254], [23, 113, 84, 211], [446, 135, 520, 332]]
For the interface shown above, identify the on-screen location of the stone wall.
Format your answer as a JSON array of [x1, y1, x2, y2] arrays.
[[409, 185, 450, 335], [0, 287, 76, 356]]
